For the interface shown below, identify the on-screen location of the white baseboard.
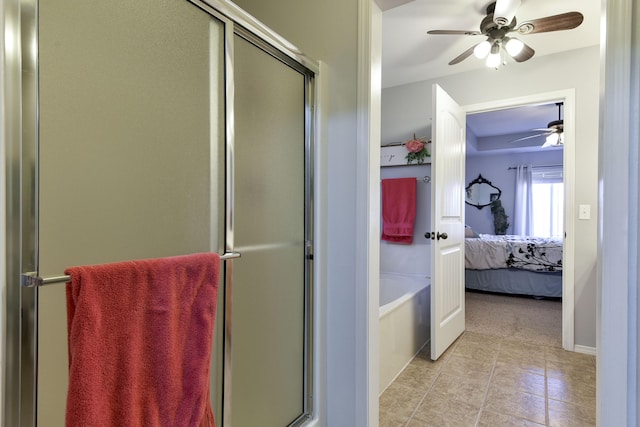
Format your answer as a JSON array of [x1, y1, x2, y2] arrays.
[[574, 345, 597, 356]]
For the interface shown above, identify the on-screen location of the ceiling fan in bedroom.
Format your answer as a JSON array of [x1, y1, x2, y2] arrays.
[[511, 102, 564, 147], [427, 0, 584, 69]]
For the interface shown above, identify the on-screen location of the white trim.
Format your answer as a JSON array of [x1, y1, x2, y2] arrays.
[[464, 88, 577, 352], [357, 0, 382, 425], [598, 0, 638, 425], [574, 345, 597, 356]]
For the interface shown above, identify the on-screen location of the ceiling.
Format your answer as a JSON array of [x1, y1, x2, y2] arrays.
[[380, 0, 601, 88], [379, 0, 600, 152], [467, 103, 559, 137], [466, 101, 564, 154]]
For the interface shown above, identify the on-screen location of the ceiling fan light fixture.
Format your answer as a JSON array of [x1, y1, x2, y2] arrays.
[[473, 40, 491, 59], [486, 52, 501, 68], [543, 132, 562, 147], [505, 37, 524, 57], [485, 43, 501, 68], [428, 4, 584, 69]]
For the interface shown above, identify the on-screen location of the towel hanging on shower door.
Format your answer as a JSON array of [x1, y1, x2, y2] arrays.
[[64, 252, 220, 427]]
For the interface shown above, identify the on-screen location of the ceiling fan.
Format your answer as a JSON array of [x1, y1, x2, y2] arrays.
[[427, 0, 584, 68], [510, 102, 564, 147]]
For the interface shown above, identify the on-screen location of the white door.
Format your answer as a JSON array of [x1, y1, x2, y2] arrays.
[[431, 84, 466, 360]]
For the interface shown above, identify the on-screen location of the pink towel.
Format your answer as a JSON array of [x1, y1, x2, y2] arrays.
[[64, 252, 220, 427], [381, 178, 417, 244]]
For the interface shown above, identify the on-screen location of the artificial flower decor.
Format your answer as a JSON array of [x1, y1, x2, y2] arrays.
[[405, 134, 431, 165]]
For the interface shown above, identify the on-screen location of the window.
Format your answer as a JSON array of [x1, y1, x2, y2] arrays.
[[531, 167, 563, 238]]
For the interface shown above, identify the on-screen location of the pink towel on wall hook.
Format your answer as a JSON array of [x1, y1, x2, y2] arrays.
[[381, 178, 417, 244], [64, 252, 220, 427]]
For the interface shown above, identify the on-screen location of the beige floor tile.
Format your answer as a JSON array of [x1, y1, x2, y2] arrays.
[[452, 339, 499, 363], [484, 386, 547, 425], [380, 408, 411, 427], [411, 353, 445, 369], [394, 360, 439, 392], [416, 347, 453, 371], [495, 350, 546, 376], [510, 312, 562, 348], [547, 375, 596, 407], [490, 362, 546, 397], [458, 331, 503, 348], [546, 359, 596, 384], [380, 293, 597, 427], [440, 354, 494, 381], [499, 339, 546, 360], [478, 409, 545, 426], [548, 399, 596, 426], [428, 372, 489, 407], [406, 415, 472, 427], [411, 392, 480, 426], [545, 346, 596, 365], [380, 382, 426, 420]]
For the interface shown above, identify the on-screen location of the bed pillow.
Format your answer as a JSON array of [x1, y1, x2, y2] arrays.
[[465, 225, 479, 238]]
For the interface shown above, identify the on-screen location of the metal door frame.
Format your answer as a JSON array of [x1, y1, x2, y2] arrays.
[[2, 0, 318, 425]]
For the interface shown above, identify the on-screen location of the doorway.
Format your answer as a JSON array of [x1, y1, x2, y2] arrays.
[[463, 89, 576, 351], [464, 99, 570, 348]]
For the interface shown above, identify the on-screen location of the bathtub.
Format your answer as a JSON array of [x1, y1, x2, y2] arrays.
[[379, 273, 431, 395]]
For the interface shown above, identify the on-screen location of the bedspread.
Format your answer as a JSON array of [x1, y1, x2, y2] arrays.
[[465, 234, 563, 272]]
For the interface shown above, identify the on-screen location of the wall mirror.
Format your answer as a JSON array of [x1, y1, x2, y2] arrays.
[[465, 174, 501, 209]]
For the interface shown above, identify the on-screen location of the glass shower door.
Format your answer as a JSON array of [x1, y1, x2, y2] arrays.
[[36, 1, 225, 425], [13, 1, 315, 425], [229, 33, 311, 426]]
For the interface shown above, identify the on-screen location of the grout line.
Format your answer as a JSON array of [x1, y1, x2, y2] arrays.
[[403, 370, 440, 427], [544, 346, 550, 426], [404, 334, 460, 426], [473, 337, 503, 427]]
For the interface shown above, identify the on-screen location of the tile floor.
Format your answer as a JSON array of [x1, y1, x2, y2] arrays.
[[379, 331, 596, 426]]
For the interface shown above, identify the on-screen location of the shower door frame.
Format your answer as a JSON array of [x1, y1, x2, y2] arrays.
[[2, 0, 319, 425], [193, 2, 319, 425]]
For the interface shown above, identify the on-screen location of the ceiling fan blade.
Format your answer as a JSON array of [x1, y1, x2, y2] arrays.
[[511, 41, 535, 62], [448, 44, 477, 65], [509, 132, 549, 143], [427, 30, 482, 36], [516, 12, 584, 35]]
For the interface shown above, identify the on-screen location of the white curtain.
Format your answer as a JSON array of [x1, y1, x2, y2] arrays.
[[514, 164, 533, 236]]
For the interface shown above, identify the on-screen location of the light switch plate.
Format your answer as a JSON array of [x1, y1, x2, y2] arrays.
[[579, 204, 591, 220]]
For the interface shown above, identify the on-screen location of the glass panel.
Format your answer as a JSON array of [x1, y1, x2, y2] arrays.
[[37, 1, 225, 425], [232, 35, 306, 426]]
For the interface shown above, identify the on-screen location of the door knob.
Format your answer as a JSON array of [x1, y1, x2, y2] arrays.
[[437, 232, 448, 240], [424, 232, 435, 240]]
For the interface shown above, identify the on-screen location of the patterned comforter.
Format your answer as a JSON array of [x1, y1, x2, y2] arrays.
[[465, 234, 563, 272]]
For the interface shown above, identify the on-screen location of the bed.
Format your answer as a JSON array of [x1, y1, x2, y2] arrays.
[[465, 233, 563, 298]]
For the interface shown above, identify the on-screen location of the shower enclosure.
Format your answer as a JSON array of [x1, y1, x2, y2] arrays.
[[2, 0, 317, 425]]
